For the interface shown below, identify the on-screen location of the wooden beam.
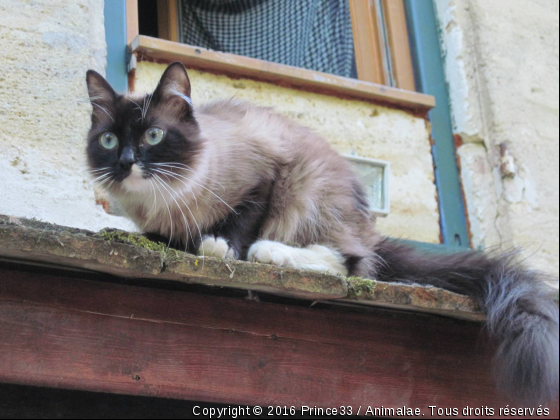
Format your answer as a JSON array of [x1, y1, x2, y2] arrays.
[[382, 0, 416, 91], [0, 215, 482, 321], [157, 0, 180, 42], [130, 35, 435, 112], [125, 0, 139, 45], [3, 268, 558, 417], [349, 0, 386, 85]]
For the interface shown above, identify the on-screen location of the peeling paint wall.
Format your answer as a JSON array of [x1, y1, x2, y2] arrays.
[[0, 0, 135, 231], [435, 0, 559, 283], [134, 62, 441, 243]]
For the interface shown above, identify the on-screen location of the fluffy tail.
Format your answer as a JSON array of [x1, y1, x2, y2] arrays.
[[374, 238, 559, 405]]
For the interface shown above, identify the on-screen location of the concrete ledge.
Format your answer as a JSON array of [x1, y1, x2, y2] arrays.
[[0, 215, 483, 321]]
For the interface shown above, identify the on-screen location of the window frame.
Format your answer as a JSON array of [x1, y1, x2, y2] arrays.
[[128, 35, 433, 111], [104, 0, 469, 251], [149, 0, 416, 90], [123, 0, 434, 112]]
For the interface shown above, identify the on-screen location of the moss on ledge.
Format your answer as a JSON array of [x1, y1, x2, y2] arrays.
[[95, 229, 167, 254], [0, 214, 485, 321], [347, 277, 377, 300]]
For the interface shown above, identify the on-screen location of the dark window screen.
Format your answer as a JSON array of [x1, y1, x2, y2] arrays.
[[179, 0, 358, 78], [139, 0, 159, 38]]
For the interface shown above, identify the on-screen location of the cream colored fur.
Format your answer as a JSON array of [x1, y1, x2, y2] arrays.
[[198, 236, 238, 259], [196, 236, 348, 275], [106, 98, 379, 276], [248, 240, 348, 276]]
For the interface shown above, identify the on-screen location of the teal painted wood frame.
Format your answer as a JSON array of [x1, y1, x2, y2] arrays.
[[404, 0, 470, 249], [103, 0, 128, 93], [103, 1, 469, 252]]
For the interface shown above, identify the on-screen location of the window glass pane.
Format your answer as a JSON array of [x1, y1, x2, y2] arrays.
[[179, 0, 358, 78]]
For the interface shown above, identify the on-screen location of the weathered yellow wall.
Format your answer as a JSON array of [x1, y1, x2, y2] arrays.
[[0, 0, 135, 232], [435, 0, 559, 283], [134, 62, 441, 244]]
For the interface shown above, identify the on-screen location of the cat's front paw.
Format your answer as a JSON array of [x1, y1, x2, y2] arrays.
[[197, 236, 238, 259], [247, 241, 295, 267]]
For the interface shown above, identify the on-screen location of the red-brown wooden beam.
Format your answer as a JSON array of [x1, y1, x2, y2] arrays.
[[0, 267, 557, 418]]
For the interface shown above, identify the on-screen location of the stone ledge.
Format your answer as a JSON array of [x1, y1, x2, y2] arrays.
[[0, 215, 483, 321]]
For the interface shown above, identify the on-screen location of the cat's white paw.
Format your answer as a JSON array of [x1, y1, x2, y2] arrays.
[[248, 241, 296, 267], [248, 241, 348, 276], [305, 244, 348, 275], [197, 236, 237, 259]]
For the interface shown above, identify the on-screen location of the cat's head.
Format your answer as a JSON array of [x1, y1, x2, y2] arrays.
[[85, 62, 202, 193]]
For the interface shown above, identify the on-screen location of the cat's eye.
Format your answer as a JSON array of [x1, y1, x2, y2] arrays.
[[144, 128, 165, 146], [99, 132, 118, 150]]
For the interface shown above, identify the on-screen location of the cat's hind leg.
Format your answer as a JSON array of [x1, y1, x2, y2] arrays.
[[248, 240, 348, 276]]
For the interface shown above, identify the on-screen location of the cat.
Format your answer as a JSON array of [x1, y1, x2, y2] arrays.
[[86, 62, 558, 405]]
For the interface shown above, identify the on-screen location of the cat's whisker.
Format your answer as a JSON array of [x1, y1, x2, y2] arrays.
[[152, 169, 210, 213], [151, 168, 199, 209], [95, 172, 111, 182], [147, 178, 158, 220], [157, 174, 204, 261], [97, 176, 114, 189], [148, 92, 154, 111], [141, 95, 148, 121], [125, 97, 141, 108], [153, 167, 237, 215], [92, 171, 110, 180], [153, 177, 190, 252], [155, 178, 194, 255], [89, 167, 111, 173], [153, 163, 207, 187], [92, 172, 112, 183], [105, 179, 116, 190], [153, 169, 206, 270], [150, 174, 174, 249], [91, 103, 114, 122], [141, 95, 146, 119], [143, 180, 160, 225], [142, 93, 154, 121], [152, 174, 194, 253], [90, 170, 111, 177], [172, 163, 226, 191], [90, 172, 112, 179], [152, 163, 226, 190], [125, 97, 144, 122], [154, 172, 201, 239], [124, 97, 142, 111], [151, 169, 208, 264], [154, 175, 205, 266]]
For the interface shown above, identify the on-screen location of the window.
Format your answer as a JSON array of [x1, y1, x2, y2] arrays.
[[125, 0, 434, 111], [138, 0, 414, 88], [178, 1, 357, 79]]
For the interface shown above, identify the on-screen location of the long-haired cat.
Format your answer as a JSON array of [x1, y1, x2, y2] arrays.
[[86, 62, 558, 405]]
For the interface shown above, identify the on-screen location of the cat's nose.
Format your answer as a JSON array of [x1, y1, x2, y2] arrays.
[[119, 147, 136, 171]]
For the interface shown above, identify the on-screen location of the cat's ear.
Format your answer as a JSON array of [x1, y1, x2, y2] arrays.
[[86, 70, 117, 123], [152, 62, 193, 118]]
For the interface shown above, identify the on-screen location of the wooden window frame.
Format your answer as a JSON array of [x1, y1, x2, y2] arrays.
[[348, 0, 415, 90], [125, 0, 433, 113], [156, 0, 180, 43]]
